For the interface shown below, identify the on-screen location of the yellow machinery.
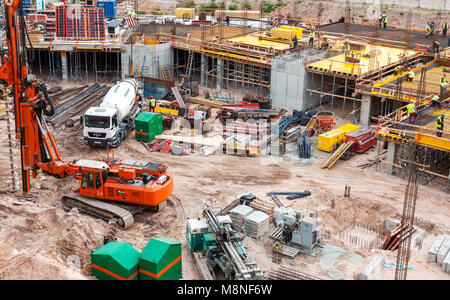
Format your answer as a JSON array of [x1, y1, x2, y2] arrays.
[[318, 123, 360, 152]]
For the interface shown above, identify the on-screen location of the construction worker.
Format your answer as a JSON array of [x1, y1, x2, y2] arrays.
[[433, 40, 440, 54], [443, 22, 449, 37], [130, 10, 136, 19], [382, 15, 388, 29], [436, 114, 445, 137], [378, 13, 383, 28], [310, 22, 316, 32], [309, 30, 315, 47], [406, 68, 415, 82], [431, 94, 442, 109], [430, 21, 435, 36], [394, 65, 404, 76], [292, 35, 298, 49], [149, 96, 156, 112], [441, 73, 449, 96], [212, 35, 218, 42], [425, 23, 431, 38], [269, 46, 275, 55], [180, 74, 185, 88], [137, 93, 143, 109], [406, 102, 417, 124]]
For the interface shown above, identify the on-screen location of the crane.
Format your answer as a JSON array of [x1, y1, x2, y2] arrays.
[[0, 0, 174, 227]]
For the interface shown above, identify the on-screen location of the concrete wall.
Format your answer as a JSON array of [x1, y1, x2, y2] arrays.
[[335, 0, 449, 11], [270, 49, 326, 111], [121, 42, 173, 79]]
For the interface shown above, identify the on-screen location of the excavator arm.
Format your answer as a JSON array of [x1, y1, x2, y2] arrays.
[[0, 0, 78, 192]]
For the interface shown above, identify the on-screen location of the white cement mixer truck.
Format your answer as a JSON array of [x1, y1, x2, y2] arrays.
[[83, 79, 142, 147]]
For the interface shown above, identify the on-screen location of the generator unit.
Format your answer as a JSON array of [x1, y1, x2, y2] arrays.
[[278, 210, 322, 254]]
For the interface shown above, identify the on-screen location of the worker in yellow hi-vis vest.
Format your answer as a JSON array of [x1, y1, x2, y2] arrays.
[[443, 22, 449, 37], [440, 73, 448, 97], [149, 96, 156, 112], [436, 114, 445, 137], [309, 30, 315, 47], [406, 68, 415, 82], [406, 102, 417, 124], [180, 74, 185, 88]]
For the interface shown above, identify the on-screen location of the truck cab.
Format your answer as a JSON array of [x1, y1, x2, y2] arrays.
[[83, 107, 124, 147], [83, 79, 141, 148]]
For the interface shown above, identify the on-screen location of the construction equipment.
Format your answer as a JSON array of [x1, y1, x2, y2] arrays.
[[269, 210, 323, 256], [82, 79, 142, 148], [186, 207, 265, 280], [0, 0, 174, 227], [321, 128, 377, 169]]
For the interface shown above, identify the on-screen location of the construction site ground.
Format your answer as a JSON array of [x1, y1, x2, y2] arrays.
[[0, 84, 448, 280]]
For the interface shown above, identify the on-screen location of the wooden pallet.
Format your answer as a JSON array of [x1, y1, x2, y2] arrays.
[[274, 244, 300, 258], [250, 198, 274, 222]]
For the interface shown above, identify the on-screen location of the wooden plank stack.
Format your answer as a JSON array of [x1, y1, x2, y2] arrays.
[[249, 198, 274, 223]]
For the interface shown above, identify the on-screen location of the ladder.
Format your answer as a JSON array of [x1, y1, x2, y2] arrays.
[[171, 86, 186, 108], [160, 65, 173, 81], [321, 140, 355, 169], [185, 50, 194, 78]]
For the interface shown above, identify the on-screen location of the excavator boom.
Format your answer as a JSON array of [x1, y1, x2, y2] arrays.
[[0, 0, 174, 227]]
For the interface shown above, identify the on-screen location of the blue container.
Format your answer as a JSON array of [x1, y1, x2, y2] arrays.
[[97, 0, 117, 18]]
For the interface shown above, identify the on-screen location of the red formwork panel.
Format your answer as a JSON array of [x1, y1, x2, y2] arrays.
[[344, 129, 377, 154], [56, 5, 105, 40]]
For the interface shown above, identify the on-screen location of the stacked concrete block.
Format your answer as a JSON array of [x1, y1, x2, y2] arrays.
[[359, 254, 385, 280], [443, 252, 450, 273], [426, 235, 447, 263], [244, 211, 269, 238], [230, 205, 254, 228], [437, 237, 450, 265], [410, 228, 426, 247]]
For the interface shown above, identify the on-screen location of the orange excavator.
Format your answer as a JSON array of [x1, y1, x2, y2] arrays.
[[0, 0, 173, 227]]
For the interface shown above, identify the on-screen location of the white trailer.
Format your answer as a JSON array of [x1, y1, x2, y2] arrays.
[[83, 79, 142, 147]]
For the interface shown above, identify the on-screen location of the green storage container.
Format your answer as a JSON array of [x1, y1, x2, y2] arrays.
[[135, 112, 163, 142], [91, 242, 140, 280], [139, 237, 182, 280]]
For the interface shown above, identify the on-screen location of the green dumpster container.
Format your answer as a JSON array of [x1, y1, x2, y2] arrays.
[[139, 237, 182, 280], [91, 242, 140, 280], [135, 112, 163, 142]]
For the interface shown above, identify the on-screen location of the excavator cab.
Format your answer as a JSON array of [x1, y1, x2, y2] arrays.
[[80, 169, 105, 198]]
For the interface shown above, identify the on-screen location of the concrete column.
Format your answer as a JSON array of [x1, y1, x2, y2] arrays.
[[200, 54, 206, 86], [217, 58, 223, 94], [360, 94, 372, 128], [385, 142, 398, 175], [60, 51, 68, 81]]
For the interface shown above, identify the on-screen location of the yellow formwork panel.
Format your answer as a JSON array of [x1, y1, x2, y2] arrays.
[[415, 133, 450, 151], [307, 45, 415, 77], [270, 28, 293, 40], [337, 123, 360, 134], [318, 129, 346, 152], [227, 35, 291, 50], [175, 8, 195, 19], [280, 26, 302, 39], [155, 106, 179, 116]]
